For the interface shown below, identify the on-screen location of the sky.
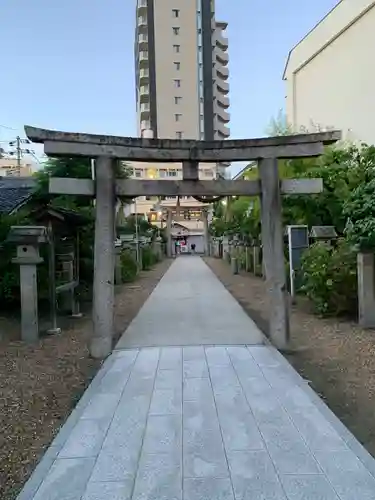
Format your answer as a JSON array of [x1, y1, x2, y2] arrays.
[[0, 0, 339, 171]]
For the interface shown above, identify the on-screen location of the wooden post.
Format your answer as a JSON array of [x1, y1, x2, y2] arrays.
[[166, 209, 172, 257], [259, 158, 290, 350], [357, 252, 375, 328], [91, 157, 115, 359]]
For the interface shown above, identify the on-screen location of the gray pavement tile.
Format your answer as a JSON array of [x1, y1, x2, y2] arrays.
[[132, 348, 160, 375], [132, 453, 182, 500], [149, 387, 182, 415], [159, 347, 182, 369], [184, 477, 235, 500], [279, 474, 340, 500], [286, 406, 348, 452], [81, 480, 134, 500], [183, 346, 205, 360], [314, 450, 375, 500], [183, 377, 214, 402], [142, 415, 182, 454], [184, 428, 229, 479], [246, 391, 286, 425], [183, 400, 220, 433], [259, 413, 321, 474], [248, 346, 282, 367], [122, 374, 155, 398], [154, 369, 182, 390], [260, 366, 302, 393], [183, 358, 209, 378], [90, 445, 140, 482], [227, 450, 287, 500], [80, 393, 121, 420], [213, 385, 250, 414], [102, 416, 146, 450], [209, 366, 240, 388], [205, 346, 232, 366], [112, 348, 139, 362], [32, 458, 95, 500], [281, 386, 316, 411], [97, 368, 132, 394], [58, 418, 110, 458], [217, 410, 265, 452]]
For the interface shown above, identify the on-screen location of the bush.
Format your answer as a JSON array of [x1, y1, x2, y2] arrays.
[[120, 250, 138, 282], [141, 246, 156, 270], [300, 240, 357, 316]]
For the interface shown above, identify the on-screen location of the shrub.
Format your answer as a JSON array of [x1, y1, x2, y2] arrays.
[[300, 240, 357, 316], [120, 250, 138, 282], [141, 246, 156, 270]]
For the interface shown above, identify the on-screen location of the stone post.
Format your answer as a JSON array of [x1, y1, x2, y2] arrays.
[[166, 209, 172, 257], [231, 256, 238, 275], [245, 247, 250, 272], [202, 209, 210, 256], [357, 252, 375, 328], [91, 157, 115, 359], [12, 239, 44, 342], [259, 157, 290, 350]]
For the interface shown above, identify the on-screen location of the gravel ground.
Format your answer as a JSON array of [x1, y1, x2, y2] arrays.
[[0, 258, 171, 500], [205, 257, 375, 458]]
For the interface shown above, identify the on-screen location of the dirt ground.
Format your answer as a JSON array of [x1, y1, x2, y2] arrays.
[[0, 259, 171, 500], [205, 257, 375, 458]]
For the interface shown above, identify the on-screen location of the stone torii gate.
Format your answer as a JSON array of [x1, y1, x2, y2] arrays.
[[25, 126, 340, 359]]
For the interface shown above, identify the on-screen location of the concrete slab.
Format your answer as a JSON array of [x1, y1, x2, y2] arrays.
[[115, 256, 264, 348], [17, 257, 375, 500]]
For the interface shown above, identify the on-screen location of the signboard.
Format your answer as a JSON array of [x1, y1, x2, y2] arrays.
[[286, 225, 309, 298]]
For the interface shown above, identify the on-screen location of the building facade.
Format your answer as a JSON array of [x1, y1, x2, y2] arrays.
[[284, 0, 375, 145], [130, 0, 230, 235], [0, 158, 34, 177]]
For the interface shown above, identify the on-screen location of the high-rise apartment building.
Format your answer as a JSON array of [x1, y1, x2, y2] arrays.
[[135, 0, 230, 141], [129, 0, 230, 251]]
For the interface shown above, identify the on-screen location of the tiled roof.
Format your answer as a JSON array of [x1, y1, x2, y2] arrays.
[[0, 177, 36, 215]]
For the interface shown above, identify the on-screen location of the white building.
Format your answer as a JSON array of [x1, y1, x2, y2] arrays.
[[284, 0, 375, 145]]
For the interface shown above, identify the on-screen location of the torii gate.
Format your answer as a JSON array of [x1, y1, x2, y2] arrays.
[[25, 126, 341, 359]]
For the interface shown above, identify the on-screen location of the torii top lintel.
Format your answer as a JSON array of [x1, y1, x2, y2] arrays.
[[24, 126, 341, 162]]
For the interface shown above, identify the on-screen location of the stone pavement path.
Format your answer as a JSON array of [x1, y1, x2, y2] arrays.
[[18, 258, 375, 500], [116, 256, 264, 348]]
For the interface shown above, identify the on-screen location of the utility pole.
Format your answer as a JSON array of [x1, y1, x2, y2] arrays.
[[16, 136, 21, 172]]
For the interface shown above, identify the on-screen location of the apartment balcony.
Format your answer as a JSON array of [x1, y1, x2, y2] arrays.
[[140, 103, 150, 118], [139, 85, 150, 102], [139, 68, 149, 84], [138, 50, 149, 67], [138, 33, 148, 50], [216, 93, 229, 108], [217, 65, 229, 79], [138, 15, 147, 31], [215, 122, 230, 138], [215, 107, 230, 123], [137, 0, 147, 12], [216, 49, 229, 65], [216, 79, 229, 94], [140, 120, 151, 131], [216, 31, 229, 50]]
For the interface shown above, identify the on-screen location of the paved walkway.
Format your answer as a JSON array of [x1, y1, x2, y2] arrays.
[[18, 258, 375, 500]]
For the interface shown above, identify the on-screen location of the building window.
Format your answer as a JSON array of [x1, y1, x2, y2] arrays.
[[167, 169, 177, 177], [174, 96, 182, 104], [172, 9, 180, 17], [175, 113, 182, 122], [174, 61, 181, 70], [176, 132, 183, 139], [173, 27, 180, 35], [159, 169, 167, 178], [173, 44, 180, 53], [174, 79, 181, 88], [134, 168, 143, 178]]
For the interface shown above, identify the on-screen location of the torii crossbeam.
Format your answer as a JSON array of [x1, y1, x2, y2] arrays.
[[25, 126, 341, 358]]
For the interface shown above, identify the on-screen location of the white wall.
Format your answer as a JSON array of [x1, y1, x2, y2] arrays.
[[284, 0, 375, 144]]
